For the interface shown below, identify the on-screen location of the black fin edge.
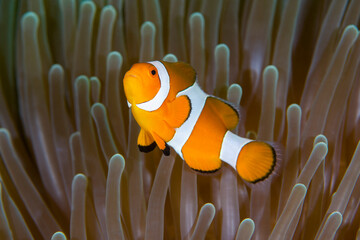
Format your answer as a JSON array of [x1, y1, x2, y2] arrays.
[[184, 95, 192, 122], [207, 95, 240, 119], [138, 142, 157, 153], [190, 167, 220, 174], [250, 144, 277, 184], [162, 143, 170, 156]]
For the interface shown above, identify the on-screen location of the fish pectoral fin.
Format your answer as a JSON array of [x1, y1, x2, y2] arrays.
[[164, 95, 191, 128], [207, 96, 239, 130], [138, 129, 156, 153], [152, 132, 171, 156]]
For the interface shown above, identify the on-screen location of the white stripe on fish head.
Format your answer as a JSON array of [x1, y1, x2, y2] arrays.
[[135, 61, 170, 111]]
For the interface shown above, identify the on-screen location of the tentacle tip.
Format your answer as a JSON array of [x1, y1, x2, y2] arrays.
[[21, 12, 40, 29]]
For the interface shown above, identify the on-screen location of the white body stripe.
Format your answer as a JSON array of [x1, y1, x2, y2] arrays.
[[220, 131, 253, 169], [167, 82, 207, 159], [135, 61, 170, 111]]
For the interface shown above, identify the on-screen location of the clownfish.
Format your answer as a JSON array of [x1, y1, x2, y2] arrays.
[[123, 61, 276, 183]]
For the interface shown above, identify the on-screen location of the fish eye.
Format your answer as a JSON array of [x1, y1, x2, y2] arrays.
[[151, 69, 156, 76]]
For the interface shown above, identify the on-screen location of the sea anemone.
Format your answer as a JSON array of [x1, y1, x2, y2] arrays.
[[0, 0, 359, 239]]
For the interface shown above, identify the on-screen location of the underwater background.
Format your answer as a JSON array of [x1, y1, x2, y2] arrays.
[[0, 0, 359, 239]]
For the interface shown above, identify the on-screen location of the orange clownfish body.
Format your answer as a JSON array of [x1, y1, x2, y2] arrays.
[[123, 61, 276, 183]]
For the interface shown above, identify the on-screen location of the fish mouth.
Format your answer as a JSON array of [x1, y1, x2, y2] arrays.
[[126, 73, 138, 79], [123, 73, 141, 104]]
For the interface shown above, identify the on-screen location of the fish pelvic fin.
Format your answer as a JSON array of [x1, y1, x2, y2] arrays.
[[152, 131, 171, 156], [137, 129, 156, 153]]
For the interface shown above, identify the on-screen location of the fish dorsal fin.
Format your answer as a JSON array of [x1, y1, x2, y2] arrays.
[[162, 61, 196, 99], [207, 96, 239, 130]]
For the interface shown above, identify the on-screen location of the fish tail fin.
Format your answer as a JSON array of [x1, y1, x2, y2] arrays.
[[236, 141, 276, 183]]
